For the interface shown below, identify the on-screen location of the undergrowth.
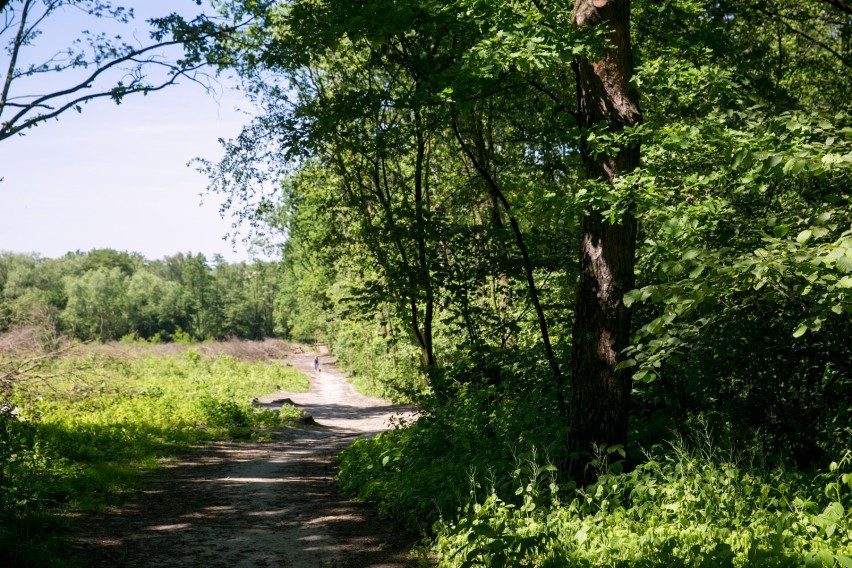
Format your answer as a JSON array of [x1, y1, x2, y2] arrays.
[[435, 444, 852, 567], [0, 347, 309, 567], [338, 349, 852, 567], [338, 347, 566, 532]]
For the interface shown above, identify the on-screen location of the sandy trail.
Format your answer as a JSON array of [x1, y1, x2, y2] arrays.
[[71, 352, 419, 567]]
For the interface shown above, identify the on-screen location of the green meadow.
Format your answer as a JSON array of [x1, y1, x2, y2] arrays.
[[0, 341, 308, 567]]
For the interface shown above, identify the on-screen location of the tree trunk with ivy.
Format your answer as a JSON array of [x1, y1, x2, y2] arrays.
[[569, 0, 641, 477]]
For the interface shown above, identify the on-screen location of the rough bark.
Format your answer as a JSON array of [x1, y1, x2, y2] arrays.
[[569, 0, 641, 476]]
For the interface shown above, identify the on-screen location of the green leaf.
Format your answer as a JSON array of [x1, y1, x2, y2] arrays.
[[806, 550, 835, 568], [796, 229, 812, 244], [773, 224, 790, 238], [792, 324, 808, 338], [623, 289, 642, 307], [821, 501, 844, 523], [688, 264, 705, 278], [633, 370, 656, 384], [815, 211, 833, 224], [764, 155, 783, 170]]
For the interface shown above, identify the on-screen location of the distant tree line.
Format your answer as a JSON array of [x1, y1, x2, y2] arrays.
[[0, 249, 280, 342]]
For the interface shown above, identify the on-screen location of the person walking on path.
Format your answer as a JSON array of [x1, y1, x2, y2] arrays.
[[313, 356, 319, 371]]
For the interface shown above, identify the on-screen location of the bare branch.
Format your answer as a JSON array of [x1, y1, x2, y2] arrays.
[[0, 321, 84, 409]]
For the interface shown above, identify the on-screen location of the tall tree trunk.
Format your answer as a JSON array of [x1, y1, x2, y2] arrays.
[[569, 0, 641, 476], [413, 112, 436, 367]]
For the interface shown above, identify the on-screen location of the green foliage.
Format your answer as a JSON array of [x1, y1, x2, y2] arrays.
[[434, 442, 852, 567], [0, 250, 282, 344], [338, 348, 852, 566], [202, 0, 582, 390], [617, 86, 852, 463], [338, 347, 565, 531], [0, 346, 308, 565], [62, 266, 130, 342], [0, 416, 69, 568], [329, 320, 425, 402]]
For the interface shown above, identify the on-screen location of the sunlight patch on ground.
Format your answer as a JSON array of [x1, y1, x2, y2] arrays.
[[214, 477, 292, 483], [145, 523, 192, 531]]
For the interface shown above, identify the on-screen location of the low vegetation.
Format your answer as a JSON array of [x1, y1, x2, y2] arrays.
[[0, 338, 308, 567], [434, 444, 852, 567], [339, 354, 852, 567]]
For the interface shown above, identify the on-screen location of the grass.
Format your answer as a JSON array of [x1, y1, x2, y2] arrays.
[[0, 340, 310, 567]]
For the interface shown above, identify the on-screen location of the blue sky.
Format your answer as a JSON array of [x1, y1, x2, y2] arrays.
[[0, 1, 266, 263]]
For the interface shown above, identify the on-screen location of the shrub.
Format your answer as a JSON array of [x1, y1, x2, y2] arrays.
[[434, 444, 852, 567], [338, 346, 565, 532]]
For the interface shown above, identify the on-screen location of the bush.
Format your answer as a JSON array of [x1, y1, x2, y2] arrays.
[[338, 346, 565, 532], [338, 346, 852, 566], [434, 443, 852, 567], [0, 416, 70, 568]]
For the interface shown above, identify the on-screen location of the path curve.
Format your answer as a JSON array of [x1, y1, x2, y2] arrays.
[[72, 352, 419, 568]]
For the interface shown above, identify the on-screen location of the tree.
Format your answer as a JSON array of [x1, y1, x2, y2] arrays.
[[198, 0, 577, 378], [568, 0, 641, 470], [62, 266, 129, 341], [126, 270, 182, 339], [179, 253, 213, 340], [0, 0, 234, 144]]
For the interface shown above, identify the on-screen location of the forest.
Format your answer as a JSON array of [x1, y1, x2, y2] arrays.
[[2, 0, 852, 566], [0, 250, 280, 342]]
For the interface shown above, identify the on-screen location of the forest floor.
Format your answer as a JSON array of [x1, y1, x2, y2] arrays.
[[70, 351, 423, 567]]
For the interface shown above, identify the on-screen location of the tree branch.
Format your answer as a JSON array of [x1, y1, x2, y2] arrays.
[[0, 31, 213, 140], [755, 3, 851, 68], [451, 116, 563, 382], [1, 9, 240, 141], [818, 0, 852, 17], [0, 0, 32, 113]]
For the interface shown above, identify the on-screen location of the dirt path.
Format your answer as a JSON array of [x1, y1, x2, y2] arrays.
[[71, 353, 421, 567]]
